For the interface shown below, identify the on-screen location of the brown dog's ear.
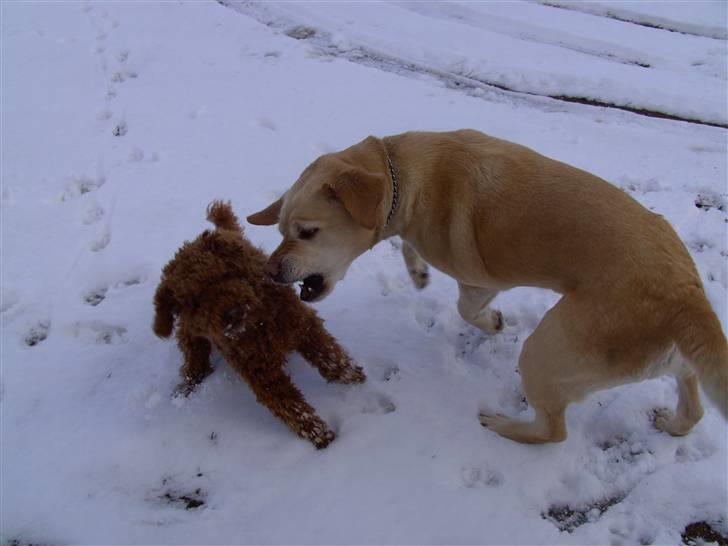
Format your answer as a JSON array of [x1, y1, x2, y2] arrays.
[[152, 282, 176, 338], [327, 168, 387, 230], [247, 197, 283, 226]]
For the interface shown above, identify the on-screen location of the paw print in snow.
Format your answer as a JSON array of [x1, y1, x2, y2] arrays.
[[460, 465, 504, 488], [83, 277, 145, 306], [60, 174, 105, 201], [24, 320, 51, 347], [90, 230, 111, 252], [71, 321, 128, 345], [112, 120, 127, 137], [361, 392, 396, 415]]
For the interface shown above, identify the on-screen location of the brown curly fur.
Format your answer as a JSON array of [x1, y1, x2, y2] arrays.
[[153, 200, 366, 449]]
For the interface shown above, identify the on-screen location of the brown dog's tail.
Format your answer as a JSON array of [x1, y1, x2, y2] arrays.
[[152, 282, 176, 338], [674, 298, 728, 420], [207, 200, 242, 232]]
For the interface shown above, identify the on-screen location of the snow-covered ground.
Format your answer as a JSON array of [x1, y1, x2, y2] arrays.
[[2, 1, 726, 544], [234, 1, 728, 126], [542, 1, 728, 40]]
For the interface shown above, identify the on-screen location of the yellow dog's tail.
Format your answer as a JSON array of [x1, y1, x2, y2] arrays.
[[675, 298, 728, 419]]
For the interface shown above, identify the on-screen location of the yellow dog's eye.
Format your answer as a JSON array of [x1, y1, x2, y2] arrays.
[[299, 227, 319, 240]]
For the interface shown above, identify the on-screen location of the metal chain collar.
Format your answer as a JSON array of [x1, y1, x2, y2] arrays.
[[385, 151, 399, 228]]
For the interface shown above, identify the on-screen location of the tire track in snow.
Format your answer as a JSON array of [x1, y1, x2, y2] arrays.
[[540, 1, 728, 41], [392, 1, 653, 70], [219, 1, 728, 130]]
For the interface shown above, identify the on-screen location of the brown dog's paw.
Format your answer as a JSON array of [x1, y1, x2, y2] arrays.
[[313, 429, 336, 450], [303, 422, 336, 449], [173, 367, 213, 399], [336, 364, 367, 385], [173, 381, 197, 398]]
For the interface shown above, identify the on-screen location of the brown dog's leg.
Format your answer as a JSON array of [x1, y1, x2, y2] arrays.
[[176, 330, 213, 396], [298, 317, 366, 384], [228, 350, 336, 449]]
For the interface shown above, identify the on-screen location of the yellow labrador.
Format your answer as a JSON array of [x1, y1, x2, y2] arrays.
[[248, 130, 727, 444]]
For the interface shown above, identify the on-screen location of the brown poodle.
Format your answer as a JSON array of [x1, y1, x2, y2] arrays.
[[152, 201, 366, 449]]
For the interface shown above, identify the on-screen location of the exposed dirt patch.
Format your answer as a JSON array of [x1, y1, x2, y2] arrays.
[[543, 494, 625, 533], [151, 473, 208, 511], [695, 193, 726, 212], [682, 521, 728, 546], [160, 488, 206, 510]]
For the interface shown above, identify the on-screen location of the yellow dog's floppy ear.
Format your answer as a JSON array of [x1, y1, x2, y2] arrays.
[[327, 168, 387, 231], [247, 197, 283, 225]]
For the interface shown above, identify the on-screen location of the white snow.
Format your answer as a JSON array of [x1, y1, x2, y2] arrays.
[[232, 1, 728, 126], [2, 1, 726, 545]]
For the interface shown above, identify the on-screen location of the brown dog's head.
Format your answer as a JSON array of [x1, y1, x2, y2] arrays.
[[247, 136, 393, 302]]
